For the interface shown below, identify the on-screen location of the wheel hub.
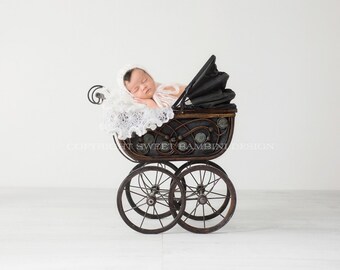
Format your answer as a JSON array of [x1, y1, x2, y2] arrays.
[[146, 195, 156, 206], [196, 184, 205, 194], [151, 185, 160, 194], [198, 195, 208, 205]]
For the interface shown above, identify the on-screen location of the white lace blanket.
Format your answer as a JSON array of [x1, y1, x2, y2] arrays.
[[101, 91, 174, 140]]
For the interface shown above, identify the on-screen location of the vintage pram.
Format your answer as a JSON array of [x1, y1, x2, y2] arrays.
[[87, 55, 237, 234]]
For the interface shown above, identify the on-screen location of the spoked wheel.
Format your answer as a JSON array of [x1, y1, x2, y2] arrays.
[[176, 161, 230, 221], [126, 162, 178, 219], [172, 165, 236, 234], [117, 166, 186, 234]]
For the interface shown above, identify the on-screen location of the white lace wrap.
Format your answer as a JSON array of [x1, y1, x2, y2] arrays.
[[101, 88, 175, 140]]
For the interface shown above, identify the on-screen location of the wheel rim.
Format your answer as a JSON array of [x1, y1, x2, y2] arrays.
[[172, 165, 236, 234], [117, 166, 186, 234]]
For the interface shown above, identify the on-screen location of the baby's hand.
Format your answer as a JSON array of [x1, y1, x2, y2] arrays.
[[133, 97, 159, 108]]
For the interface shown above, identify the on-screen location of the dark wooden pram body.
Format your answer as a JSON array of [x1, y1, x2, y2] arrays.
[[88, 56, 237, 234], [119, 108, 236, 162]]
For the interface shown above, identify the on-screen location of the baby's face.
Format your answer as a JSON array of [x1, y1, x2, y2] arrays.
[[124, 69, 156, 99]]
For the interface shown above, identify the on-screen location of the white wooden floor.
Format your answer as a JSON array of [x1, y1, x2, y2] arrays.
[[0, 188, 339, 270]]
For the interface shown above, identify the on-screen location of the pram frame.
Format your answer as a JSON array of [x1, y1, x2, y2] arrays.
[[116, 107, 237, 162]]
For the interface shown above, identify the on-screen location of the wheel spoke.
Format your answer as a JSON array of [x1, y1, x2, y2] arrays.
[[206, 200, 225, 219], [204, 177, 221, 188], [193, 201, 199, 217], [125, 200, 147, 213], [184, 201, 200, 222], [185, 184, 198, 189], [202, 204, 206, 228], [157, 171, 164, 186], [207, 190, 227, 197], [157, 188, 171, 193], [186, 191, 197, 199], [157, 192, 170, 207], [205, 170, 213, 186], [153, 206, 164, 228], [185, 184, 199, 196], [155, 200, 169, 208], [128, 189, 148, 198], [157, 190, 170, 198], [158, 175, 172, 186], [205, 177, 221, 194], [206, 196, 229, 200], [138, 174, 150, 193], [202, 169, 207, 183], [140, 205, 150, 228], [185, 197, 199, 201], [129, 185, 149, 191], [154, 169, 159, 186], [141, 172, 154, 187], [189, 171, 200, 186]]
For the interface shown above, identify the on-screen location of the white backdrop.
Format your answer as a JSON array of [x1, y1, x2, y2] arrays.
[[0, 0, 339, 189]]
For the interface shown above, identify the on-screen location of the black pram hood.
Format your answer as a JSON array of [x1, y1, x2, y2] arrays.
[[172, 55, 236, 110]]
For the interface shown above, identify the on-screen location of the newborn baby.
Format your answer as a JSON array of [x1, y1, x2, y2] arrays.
[[122, 68, 186, 108], [102, 66, 187, 139]]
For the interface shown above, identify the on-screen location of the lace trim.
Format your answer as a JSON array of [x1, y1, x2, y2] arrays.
[[100, 91, 174, 140]]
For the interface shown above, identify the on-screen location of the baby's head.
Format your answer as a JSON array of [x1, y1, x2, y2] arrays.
[[123, 68, 156, 99]]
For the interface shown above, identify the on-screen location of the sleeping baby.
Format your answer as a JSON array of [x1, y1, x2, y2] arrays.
[[120, 67, 187, 108], [101, 65, 187, 140]]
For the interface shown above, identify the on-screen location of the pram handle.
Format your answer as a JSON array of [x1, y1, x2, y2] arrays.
[[87, 85, 106, 105]]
